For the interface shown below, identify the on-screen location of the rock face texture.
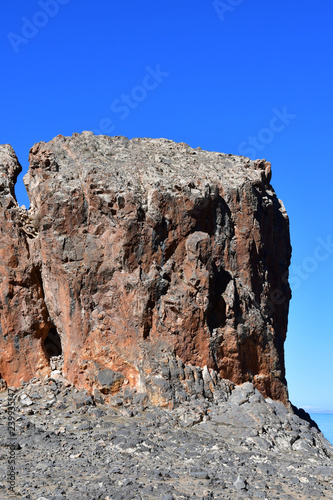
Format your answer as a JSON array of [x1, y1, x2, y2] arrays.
[[0, 133, 291, 404], [0, 146, 51, 388]]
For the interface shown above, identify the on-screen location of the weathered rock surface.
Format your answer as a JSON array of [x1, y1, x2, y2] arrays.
[[0, 378, 332, 499], [0, 133, 292, 405], [0, 146, 51, 388]]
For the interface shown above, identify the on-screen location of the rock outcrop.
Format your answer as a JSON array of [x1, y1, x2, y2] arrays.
[[0, 133, 292, 405]]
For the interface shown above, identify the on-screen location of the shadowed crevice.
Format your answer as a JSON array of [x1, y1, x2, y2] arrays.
[[42, 325, 62, 361]]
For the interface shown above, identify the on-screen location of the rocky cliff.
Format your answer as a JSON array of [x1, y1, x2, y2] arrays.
[[0, 132, 292, 405]]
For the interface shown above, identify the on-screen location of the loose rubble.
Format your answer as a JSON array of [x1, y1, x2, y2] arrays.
[[0, 374, 332, 500], [15, 205, 39, 238]]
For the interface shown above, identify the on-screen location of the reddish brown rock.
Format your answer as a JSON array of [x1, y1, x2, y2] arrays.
[[0, 134, 292, 405], [0, 145, 52, 386]]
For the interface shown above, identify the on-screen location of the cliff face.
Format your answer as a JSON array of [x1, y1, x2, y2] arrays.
[[0, 146, 51, 387], [0, 133, 291, 404]]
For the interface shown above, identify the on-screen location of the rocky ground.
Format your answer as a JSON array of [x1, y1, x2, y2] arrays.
[[0, 373, 332, 500]]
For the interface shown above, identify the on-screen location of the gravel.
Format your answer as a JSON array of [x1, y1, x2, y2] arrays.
[[0, 375, 332, 499]]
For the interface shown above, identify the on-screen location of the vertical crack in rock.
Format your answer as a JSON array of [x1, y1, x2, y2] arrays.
[[0, 134, 292, 406]]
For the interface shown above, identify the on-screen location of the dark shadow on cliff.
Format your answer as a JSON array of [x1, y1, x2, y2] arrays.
[[207, 263, 231, 333], [42, 325, 63, 361], [292, 404, 320, 431], [188, 192, 233, 238]]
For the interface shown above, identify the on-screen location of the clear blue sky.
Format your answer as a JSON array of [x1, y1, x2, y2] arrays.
[[1, 1, 333, 411]]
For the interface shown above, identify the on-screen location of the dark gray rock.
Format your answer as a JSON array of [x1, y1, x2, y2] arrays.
[[97, 369, 125, 388], [0, 377, 332, 499]]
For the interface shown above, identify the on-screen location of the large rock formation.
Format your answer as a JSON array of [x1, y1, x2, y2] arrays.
[[0, 133, 292, 405]]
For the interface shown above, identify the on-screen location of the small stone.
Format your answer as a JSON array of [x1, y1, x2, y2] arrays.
[[83, 395, 94, 406], [93, 388, 105, 404], [78, 421, 92, 431], [121, 408, 134, 417], [98, 368, 124, 388], [54, 426, 66, 435], [190, 468, 210, 479], [234, 475, 247, 491], [20, 395, 33, 406], [0, 378, 7, 392]]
